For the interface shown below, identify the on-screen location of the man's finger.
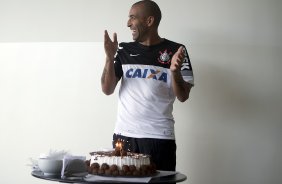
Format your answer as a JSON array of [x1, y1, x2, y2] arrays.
[[177, 46, 184, 53], [178, 46, 185, 60], [104, 30, 110, 42], [113, 32, 118, 43]]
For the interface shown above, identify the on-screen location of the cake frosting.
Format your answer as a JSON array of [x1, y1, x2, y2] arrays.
[[86, 149, 156, 176], [86, 139, 156, 176], [90, 150, 151, 170]]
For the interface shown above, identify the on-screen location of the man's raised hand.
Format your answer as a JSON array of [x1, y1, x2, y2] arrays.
[[170, 46, 185, 72], [104, 30, 118, 60]]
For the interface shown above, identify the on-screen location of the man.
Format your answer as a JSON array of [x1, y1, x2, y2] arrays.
[[101, 0, 194, 171]]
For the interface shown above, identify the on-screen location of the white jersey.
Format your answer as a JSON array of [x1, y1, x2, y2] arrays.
[[113, 39, 194, 139]]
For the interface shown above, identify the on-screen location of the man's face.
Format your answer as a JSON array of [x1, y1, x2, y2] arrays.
[[127, 4, 149, 42]]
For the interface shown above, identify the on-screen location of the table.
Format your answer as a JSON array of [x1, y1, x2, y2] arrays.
[[31, 170, 187, 183]]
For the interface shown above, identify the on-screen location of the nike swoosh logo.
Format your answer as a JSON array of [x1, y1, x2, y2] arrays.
[[130, 54, 140, 57]]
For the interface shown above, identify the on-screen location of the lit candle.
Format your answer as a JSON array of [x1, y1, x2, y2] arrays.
[[114, 139, 123, 156]]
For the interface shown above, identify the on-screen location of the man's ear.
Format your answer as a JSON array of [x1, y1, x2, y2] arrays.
[[147, 16, 154, 27]]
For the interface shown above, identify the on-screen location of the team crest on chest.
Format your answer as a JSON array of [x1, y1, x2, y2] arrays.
[[158, 49, 173, 64]]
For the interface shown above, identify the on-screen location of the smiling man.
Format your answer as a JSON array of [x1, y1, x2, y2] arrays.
[[101, 0, 194, 171]]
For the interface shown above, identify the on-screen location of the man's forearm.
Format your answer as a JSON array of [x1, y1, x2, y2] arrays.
[[171, 71, 191, 102], [101, 57, 118, 95]]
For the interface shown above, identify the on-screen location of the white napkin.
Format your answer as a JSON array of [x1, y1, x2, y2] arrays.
[[40, 149, 69, 159], [61, 155, 87, 179], [28, 149, 69, 171]]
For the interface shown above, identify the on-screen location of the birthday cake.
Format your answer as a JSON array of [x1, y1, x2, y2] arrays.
[[86, 141, 156, 176]]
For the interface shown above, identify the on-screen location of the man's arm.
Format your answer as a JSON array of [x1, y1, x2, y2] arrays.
[[171, 71, 192, 102], [101, 56, 119, 95], [101, 30, 119, 95], [170, 46, 192, 102]]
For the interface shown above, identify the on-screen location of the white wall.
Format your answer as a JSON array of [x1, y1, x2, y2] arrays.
[[0, 0, 281, 184]]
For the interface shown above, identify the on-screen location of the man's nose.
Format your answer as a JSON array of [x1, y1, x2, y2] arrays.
[[127, 19, 131, 27]]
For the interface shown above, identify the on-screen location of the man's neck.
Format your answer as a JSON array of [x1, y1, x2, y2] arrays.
[[139, 34, 164, 46]]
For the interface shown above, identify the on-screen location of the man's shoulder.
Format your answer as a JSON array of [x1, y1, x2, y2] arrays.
[[119, 41, 137, 48]]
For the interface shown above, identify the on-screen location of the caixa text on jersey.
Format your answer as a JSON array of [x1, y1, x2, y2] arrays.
[[125, 68, 168, 83]]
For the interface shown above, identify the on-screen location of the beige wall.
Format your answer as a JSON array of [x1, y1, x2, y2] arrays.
[[0, 0, 281, 184]]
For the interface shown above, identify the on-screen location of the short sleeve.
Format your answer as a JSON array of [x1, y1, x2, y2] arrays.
[[114, 54, 123, 80], [181, 45, 194, 86]]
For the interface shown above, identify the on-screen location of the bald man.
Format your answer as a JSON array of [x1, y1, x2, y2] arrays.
[[101, 0, 194, 171]]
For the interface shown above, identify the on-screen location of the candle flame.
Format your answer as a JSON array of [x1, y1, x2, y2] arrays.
[[115, 139, 123, 149]]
